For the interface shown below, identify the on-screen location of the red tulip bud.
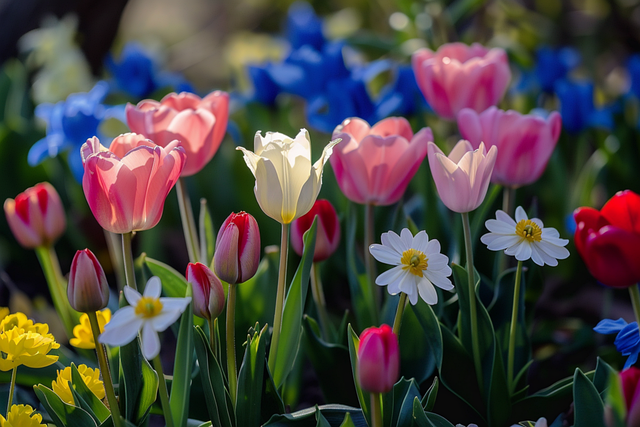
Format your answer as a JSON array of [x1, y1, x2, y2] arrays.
[[291, 199, 340, 262], [214, 212, 260, 284], [186, 262, 225, 320], [357, 324, 399, 393], [67, 249, 109, 312]]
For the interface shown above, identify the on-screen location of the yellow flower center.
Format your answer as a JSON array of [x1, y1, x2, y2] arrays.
[[134, 297, 163, 319], [400, 249, 429, 277], [515, 219, 542, 242]]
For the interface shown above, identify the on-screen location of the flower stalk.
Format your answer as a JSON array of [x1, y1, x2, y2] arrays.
[[269, 223, 290, 373], [152, 355, 175, 427], [629, 284, 640, 326], [122, 232, 137, 290], [364, 203, 379, 318], [508, 260, 524, 394], [6, 366, 17, 415], [370, 393, 382, 427], [226, 283, 238, 407], [176, 178, 200, 264], [392, 292, 408, 336], [310, 263, 330, 340]]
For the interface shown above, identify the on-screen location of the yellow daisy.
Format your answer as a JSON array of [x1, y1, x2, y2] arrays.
[[69, 309, 111, 349], [0, 327, 59, 371], [0, 404, 45, 427], [52, 364, 105, 404]]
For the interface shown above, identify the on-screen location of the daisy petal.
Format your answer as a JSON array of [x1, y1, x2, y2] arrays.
[[485, 219, 516, 234], [417, 278, 438, 305], [495, 210, 517, 227], [123, 287, 141, 307], [99, 315, 143, 347], [515, 206, 528, 222], [400, 228, 413, 247], [370, 244, 401, 265], [376, 266, 405, 286], [142, 322, 161, 360], [144, 277, 162, 298]]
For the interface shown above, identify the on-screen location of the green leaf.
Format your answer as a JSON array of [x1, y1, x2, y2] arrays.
[[144, 257, 187, 299], [236, 324, 269, 427], [270, 219, 317, 389], [262, 404, 366, 426], [347, 324, 370, 426], [400, 303, 437, 384], [391, 378, 422, 427], [422, 377, 439, 412], [193, 325, 234, 427], [70, 363, 110, 423], [510, 374, 574, 424], [315, 406, 332, 427], [573, 368, 605, 427], [605, 368, 626, 427], [34, 384, 98, 427], [199, 197, 216, 265], [339, 412, 356, 427], [118, 336, 159, 424], [411, 397, 455, 427], [170, 281, 195, 427], [593, 357, 616, 395]]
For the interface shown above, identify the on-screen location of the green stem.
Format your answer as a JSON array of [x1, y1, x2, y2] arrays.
[[104, 230, 126, 292], [152, 356, 175, 427], [392, 292, 408, 336], [507, 261, 523, 394], [268, 223, 290, 374], [364, 203, 379, 321], [34, 245, 76, 339], [199, 198, 208, 264], [209, 318, 218, 360], [629, 284, 640, 326], [226, 283, 238, 408], [176, 178, 200, 264], [502, 186, 515, 216], [461, 212, 483, 388], [88, 312, 122, 427], [6, 367, 17, 414], [310, 262, 331, 340], [122, 232, 137, 291], [370, 392, 382, 427]]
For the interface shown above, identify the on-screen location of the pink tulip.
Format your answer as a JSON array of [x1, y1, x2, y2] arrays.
[[458, 107, 562, 187], [4, 182, 66, 248], [330, 117, 432, 206], [186, 262, 225, 320], [67, 249, 109, 312], [291, 199, 340, 262], [214, 212, 261, 285], [126, 91, 229, 177], [412, 42, 511, 121], [81, 133, 186, 234], [427, 140, 497, 213], [357, 324, 399, 393]]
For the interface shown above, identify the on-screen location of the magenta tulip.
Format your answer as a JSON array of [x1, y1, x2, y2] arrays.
[[357, 324, 399, 393], [214, 212, 261, 284], [81, 133, 186, 234], [4, 182, 66, 249], [67, 249, 109, 312], [330, 117, 432, 206], [126, 91, 229, 176], [186, 262, 225, 320], [291, 199, 340, 262], [412, 42, 511, 121], [458, 107, 562, 187]]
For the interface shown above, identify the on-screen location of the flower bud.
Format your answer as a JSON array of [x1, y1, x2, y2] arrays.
[[186, 262, 225, 320], [4, 182, 66, 248], [357, 324, 399, 393], [214, 212, 260, 284], [67, 249, 109, 312], [291, 199, 340, 262]]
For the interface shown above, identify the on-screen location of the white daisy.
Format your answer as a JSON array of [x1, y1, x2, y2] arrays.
[[481, 206, 570, 267], [369, 228, 454, 305], [99, 276, 191, 360]]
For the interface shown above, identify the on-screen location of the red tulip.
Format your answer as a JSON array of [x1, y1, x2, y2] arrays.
[[574, 190, 640, 288], [186, 262, 225, 320], [126, 91, 229, 176], [67, 249, 109, 312], [214, 212, 260, 284], [291, 199, 340, 262], [357, 324, 399, 393], [4, 182, 66, 248]]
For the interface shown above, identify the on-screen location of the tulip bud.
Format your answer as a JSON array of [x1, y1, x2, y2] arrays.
[[67, 249, 109, 312], [214, 212, 260, 284], [357, 324, 399, 393], [186, 262, 225, 320], [291, 199, 340, 262], [4, 182, 66, 249]]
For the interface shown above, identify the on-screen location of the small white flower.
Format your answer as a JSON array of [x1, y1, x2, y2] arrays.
[[369, 228, 454, 305], [99, 276, 191, 360], [481, 206, 569, 267]]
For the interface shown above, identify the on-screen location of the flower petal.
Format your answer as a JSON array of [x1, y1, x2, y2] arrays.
[[141, 322, 161, 360]]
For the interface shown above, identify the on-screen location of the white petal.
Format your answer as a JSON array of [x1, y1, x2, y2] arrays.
[[531, 218, 544, 228], [495, 210, 517, 227], [376, 266, 405, 286], [536, 240, 570, 260], [407, 289, 419, 305], [102, 306, 137, 331], [424, 239, 441, 256], [370, 244, 401, 265], [425, 269, 454, 290], [123, 287, 141, 306], [153, 298, 191, 331], [485, 219, 516, 234], [541, 228, 561, 239], [398, 274, 417, 295], [515, 206, 528, 222], [142, 322, 161, 360], [513, 241, 532, 262], [426, 253, 449, 269], [485, 235, 521, 251], [400, 228, 414, 248], [529, 244, 545, 267], [99, 315, 143, 347], [417, 278, 438, 305], [144, 277, 162, 298], [412, 231, 429, 253], [384, 230, 407, 255], [531, 244, 557, 266]]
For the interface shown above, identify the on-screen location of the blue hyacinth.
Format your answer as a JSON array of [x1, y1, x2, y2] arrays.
[[535, 47, 580, 93], [554, 79, 617, 133], [594, 318, 640, 369]]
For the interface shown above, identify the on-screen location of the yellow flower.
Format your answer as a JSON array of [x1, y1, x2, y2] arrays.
[[0, 313, 53, 339], [0, 307, 8, 322], [0, 404, 45, 427], [52, 364, 105, 404], [0, 327, 59, 371], [69, 309, 111, 349]]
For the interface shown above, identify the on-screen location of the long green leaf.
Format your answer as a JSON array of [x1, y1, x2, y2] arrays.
[[237, 324, 268, 427], [573, 368, 605, 427], [271, 219, 317, 389], [262, 404, 366, 426], [170, 281, 195, 427], [118, 335, 158, 424], [347, 324, 370, 426], [70, 363, 110, 423], [34, 384, 98, 427]]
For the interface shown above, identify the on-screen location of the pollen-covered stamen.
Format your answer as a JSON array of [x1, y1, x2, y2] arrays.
[[400, 248, 429, 277], [515, 219, 542, 242], [134, 297, 163, 319]]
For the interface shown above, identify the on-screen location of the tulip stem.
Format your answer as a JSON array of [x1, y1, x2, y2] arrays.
[[507, 261, 523, 395], [310, 262, 331, 340], [104, 230, 126, 292], [269, 223, 290, 374], [121, 232, 137, 291], [88, 312, 122, 427], [35, 245, 76, 339], [370, 392, 382, 427], [209, 318, 218, 360], [176, 178, 200, 264], [392, 292, 408, 336], [364, 204, 380, 320], [629, 284, 640, 326], [461, 212, 483, 389], [6, 367, 16, 414], [152, 356, 175, 427], [226, 283, 238, 407], [502, 186, 515, 216]]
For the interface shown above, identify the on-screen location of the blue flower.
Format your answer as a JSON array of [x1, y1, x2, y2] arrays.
[[535, 47, 580, 93], [29, 81, 123, 182], [105, 42, 193, 99], [554, 79, 616, 133], [628, 54, 640, 100], [375, 65, 429, 118], [286, 1, 325, 51], [594, 318, 640, 369]]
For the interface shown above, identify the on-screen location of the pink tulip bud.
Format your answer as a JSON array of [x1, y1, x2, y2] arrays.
[[186, 262, 225, 320], [67, 249, 109, 312], [214, 212, 260, 284], [4, 182, 66, 248], [291, 199, 340, 262], [357, 324, 399, 393]]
